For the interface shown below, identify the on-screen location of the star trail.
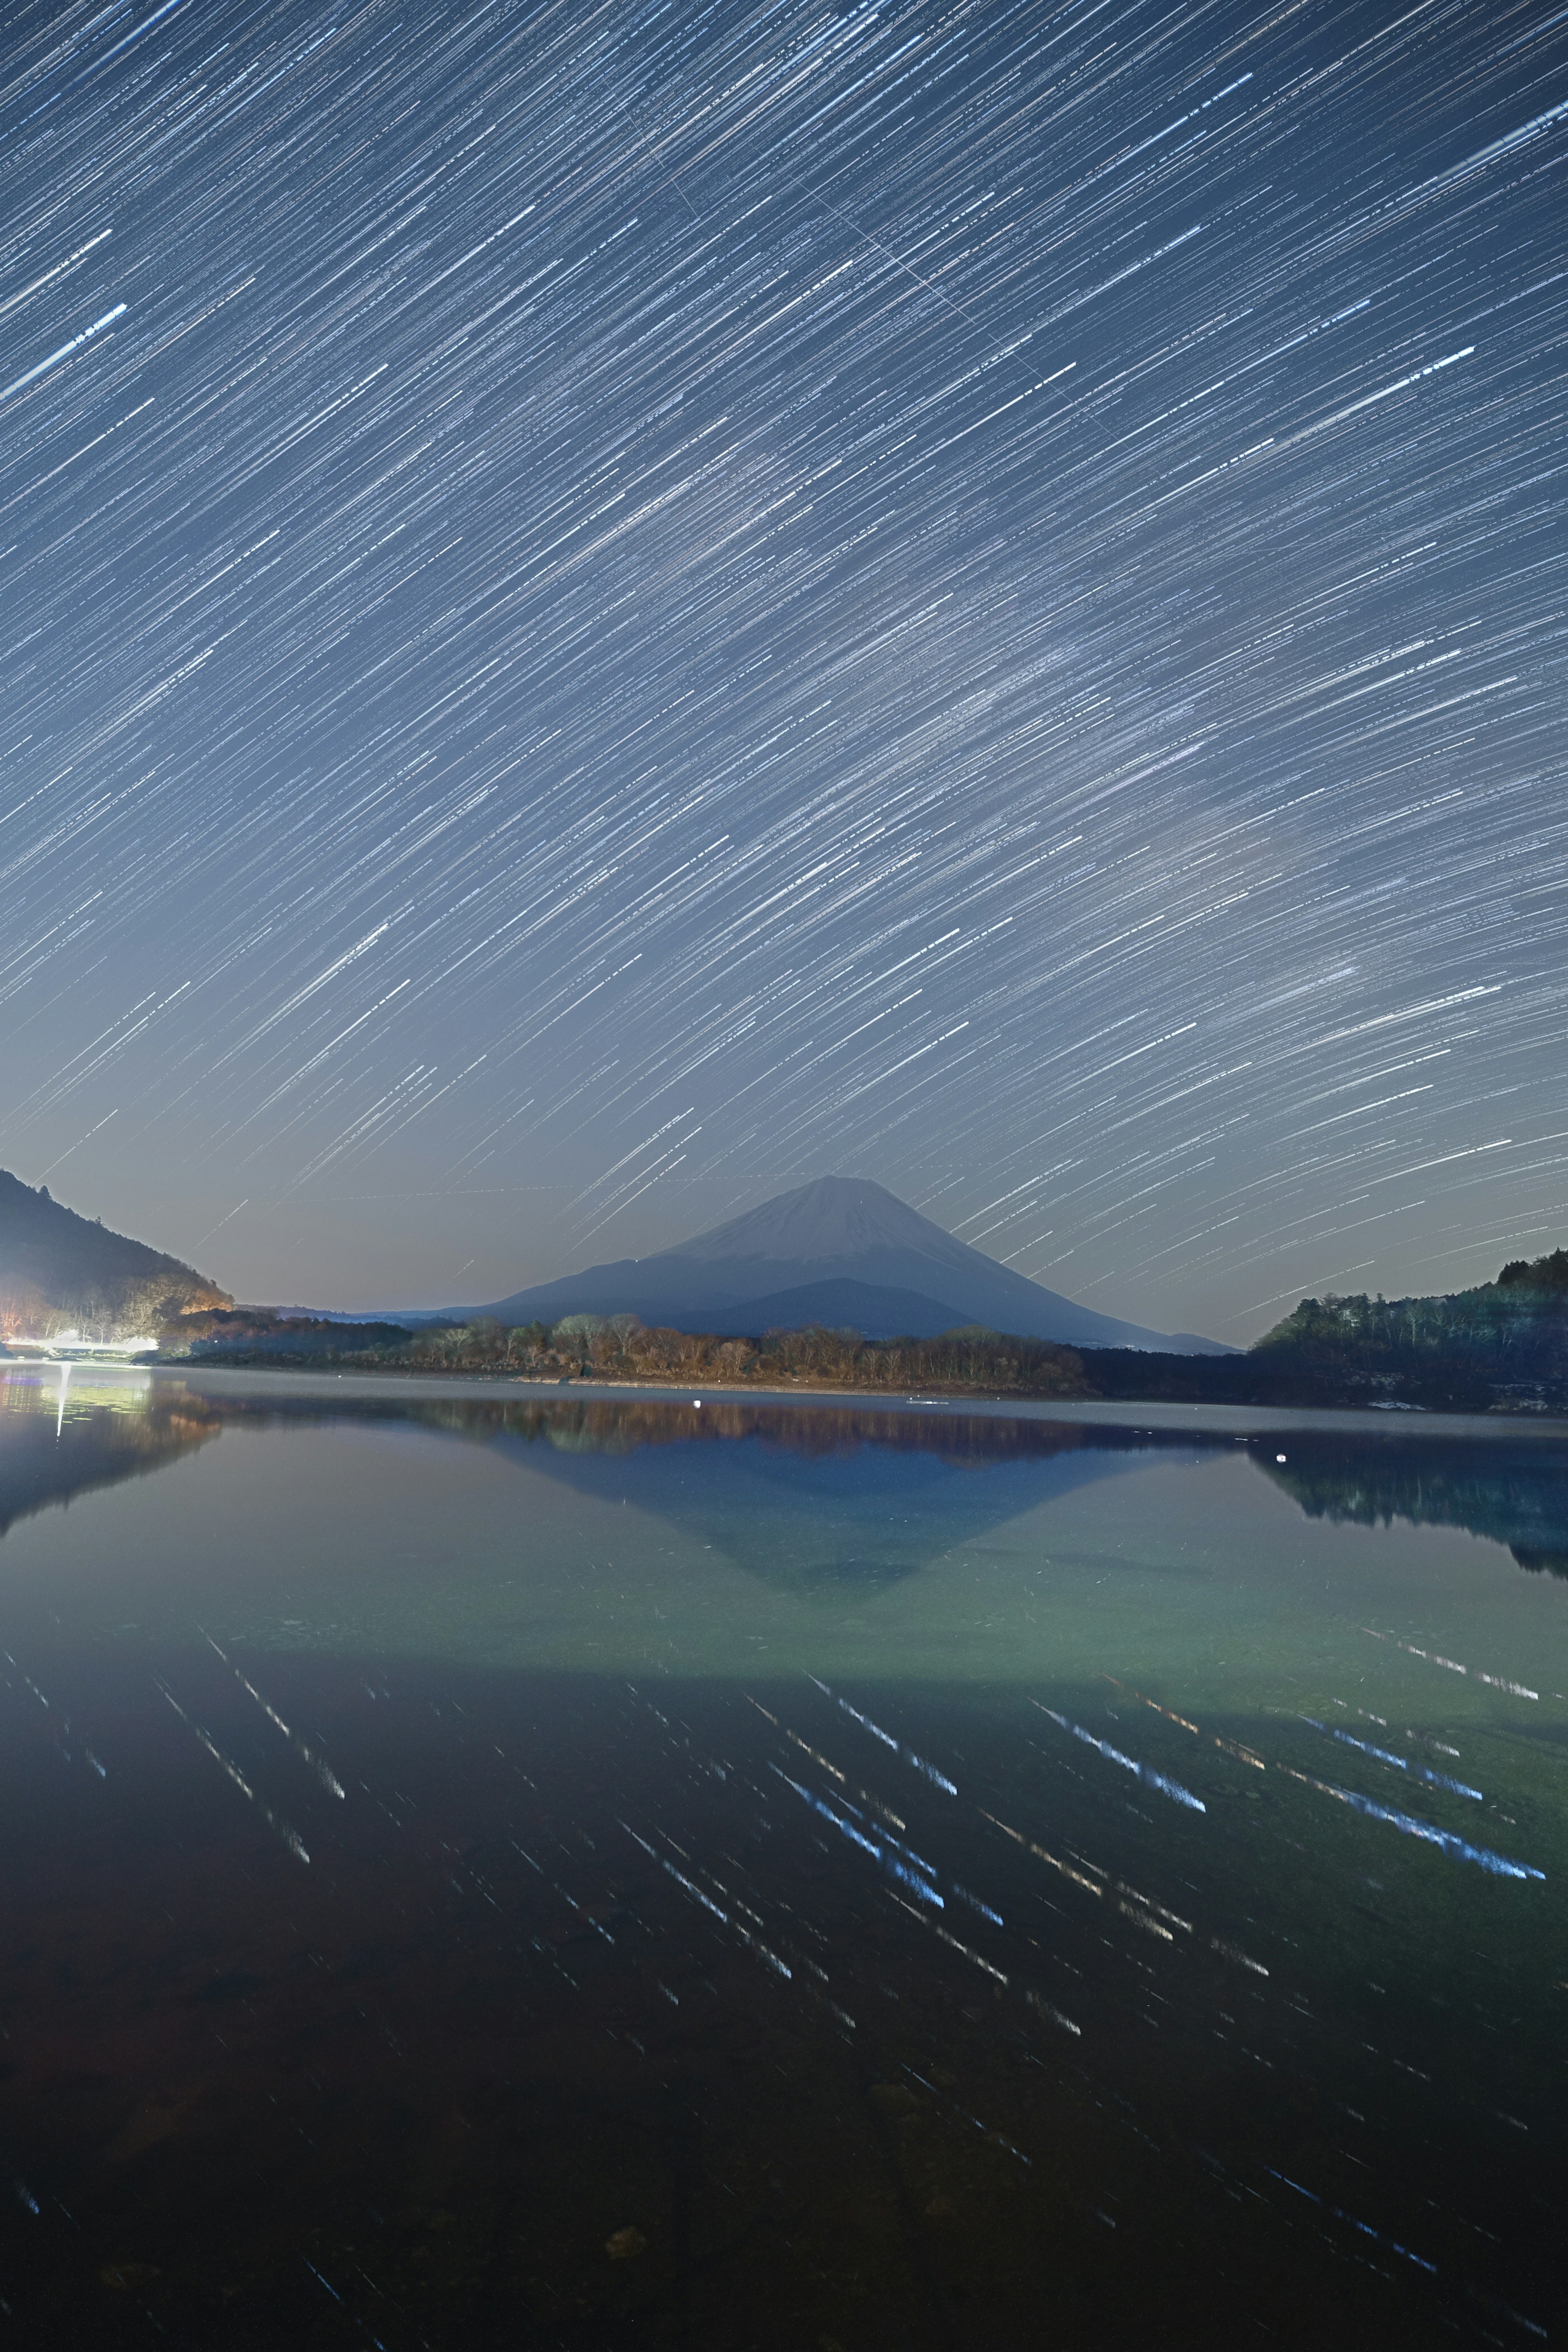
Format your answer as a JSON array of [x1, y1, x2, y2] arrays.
[[2, 0, 1566, 1331]]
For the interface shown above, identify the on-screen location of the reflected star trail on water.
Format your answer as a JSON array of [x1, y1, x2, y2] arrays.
[[2, 0, 1566, 1327]]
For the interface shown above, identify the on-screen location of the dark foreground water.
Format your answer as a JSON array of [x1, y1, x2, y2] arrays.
[[0, 1368, 1563, 2349]]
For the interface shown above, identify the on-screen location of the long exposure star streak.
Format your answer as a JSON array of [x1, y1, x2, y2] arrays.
[[2, 0, 1565, 1328]]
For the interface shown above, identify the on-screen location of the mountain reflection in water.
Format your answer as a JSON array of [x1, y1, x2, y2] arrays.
[[0, 1370, 223, 1539], [1259, 1437, 1568, 1576], [0, 1367, 1563, 2348], [4, 1368, 1567, 1580]]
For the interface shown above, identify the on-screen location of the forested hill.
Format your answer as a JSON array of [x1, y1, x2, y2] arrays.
[[1076, 1246, 1568, 1413], [1243, 1248, 1568, 1410], [0, 1170, 230, 1340]]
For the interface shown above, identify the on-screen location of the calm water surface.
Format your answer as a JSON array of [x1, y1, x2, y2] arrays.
[[0, 1367, 1563, 2348]]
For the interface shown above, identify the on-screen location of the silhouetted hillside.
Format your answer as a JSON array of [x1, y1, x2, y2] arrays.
[[1245, 1251, 1568, 1410], [0, 1170, 230, 1341], [160, 1307, 412, 1362]]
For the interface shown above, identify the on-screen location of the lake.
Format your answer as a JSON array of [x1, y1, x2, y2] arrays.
[[0, 1364, 1562, 2347]]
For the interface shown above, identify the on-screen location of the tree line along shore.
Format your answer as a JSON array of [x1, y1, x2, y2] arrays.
[[6, 1164, 1565, 1413], [139, 1247, 1568, 1413]]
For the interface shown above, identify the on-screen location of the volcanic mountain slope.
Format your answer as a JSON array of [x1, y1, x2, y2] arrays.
[[0, 1169, 231, 1339], [465, 1176, 1232, 1353]]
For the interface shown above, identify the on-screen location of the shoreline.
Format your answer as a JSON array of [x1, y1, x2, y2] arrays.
[[9, 1355, 1568, 1441]]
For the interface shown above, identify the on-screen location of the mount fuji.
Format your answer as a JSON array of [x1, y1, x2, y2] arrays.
[[452, 1176, 1231, 1354]]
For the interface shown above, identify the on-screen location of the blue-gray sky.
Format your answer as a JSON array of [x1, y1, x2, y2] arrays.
[[2, 0, 1566, 1334]]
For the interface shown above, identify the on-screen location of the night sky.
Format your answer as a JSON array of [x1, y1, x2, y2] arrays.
[[2, 0, 1566, 1334]]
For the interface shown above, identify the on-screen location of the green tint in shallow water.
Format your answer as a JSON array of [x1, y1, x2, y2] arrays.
[[0, 1366, 1563, 2347]]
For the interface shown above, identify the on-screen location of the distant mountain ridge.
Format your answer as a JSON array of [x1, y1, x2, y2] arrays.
[[448, 1175, 1233, 1354], [0, 1170, 230, 1340]]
